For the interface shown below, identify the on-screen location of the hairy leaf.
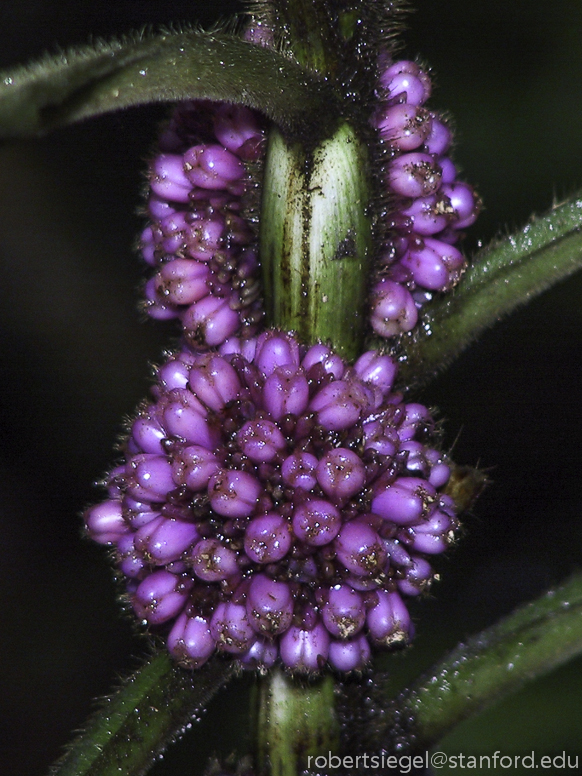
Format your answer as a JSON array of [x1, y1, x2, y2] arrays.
[[392, 193, 582, 385], [343, 572, 582, 754], [0, 30, 339, 141]]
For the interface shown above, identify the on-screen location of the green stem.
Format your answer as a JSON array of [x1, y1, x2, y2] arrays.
[[254, 668, 340, 776], [396, 192, 582, 385], [260, 122, 373, 360], [349, 573, 582, 753], [272, 0, 338, 74], [255, 3, 374, 767], [50, 651, 235, 776]]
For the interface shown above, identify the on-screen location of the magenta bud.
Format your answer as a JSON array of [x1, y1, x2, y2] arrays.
[[376, 103, 432, 151], [255, 330, 301, 377], [219, 335, 258, 362], [181, 295, 240, 347], [424, 237, 465, 273], [126, 454, 175, 500], [237, 419, 287, 463], [292, 499, 342, 546], [381, 70, 428, 106], [367, 589, 411, 645], [183, 144, 245, 190], [190, 538, 239, 581], [246, 574, 294, 636], [438, 156, 457, 183], [310, 380, 369, 431], [133, 569, 192, 624], [210, 601, 255, 654], [116, 533, 146, 578], [316, 448, 366, 501], [397, 557, 433, 596], [281, 451, 319, 491], [168, 612, 215, 667], [372, 477, 437, 525], [208, 469, 261, 517], [140, 226, 158, 267], [137, 515, 200, 564], [148, 194, 176, 220], [188, 354, 242, 411], [263, 366, 309, 421], [328, 634, 371, 671], [279, 622, 330, 672], [321, 585, 365, 639], [238, 637, 278, 670], [162, 397, 219, 449], [369, 280, 418, 338], [353, 351, 398, 394], [124, 505, 160, 531], [301, 343, 346, 380], [85, 500, 128, 545], [244, 513, 292, 563], [150, 154, 192, 202], [380, 61, 431, 103], [144, 277, 180, 320], [334, 521, 387, 576], [406, 529, 450, 554], [441, 182, 480, 228], [362, 418, 399, 457], [213, 104, 265, 161], [157, 356, 191, 391], [184, 215, 226, 261], [388, 152, 442, 198], [402, 194, 449, 235], [154, 259, 210, 306], [171, 445, 220, 491], [424, 117, 452, 155], [400, 241, 450, 291], [398, 403, 435, 441], [130, 413, 166, 455]]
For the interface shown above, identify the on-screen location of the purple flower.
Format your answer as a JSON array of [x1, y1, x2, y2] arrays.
[[369, 58, 481, 340], [85, 332, 458, 673], [141, 101, 266, 346]]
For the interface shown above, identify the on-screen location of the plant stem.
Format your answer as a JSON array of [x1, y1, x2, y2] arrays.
[[254, 668, 340, 776], [256, 113, 371, 776], [260, 122, 372, 360], [255, 0, 374, 765], [50, 651, 235, 776]]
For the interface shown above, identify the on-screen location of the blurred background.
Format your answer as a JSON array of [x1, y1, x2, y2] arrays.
[[1, 1, 582, 774]]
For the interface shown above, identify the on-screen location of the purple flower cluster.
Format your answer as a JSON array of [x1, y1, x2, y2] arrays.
[[85, 331, 457, 673], [369, 60, 480, 339], [140, 101, 266, 347]]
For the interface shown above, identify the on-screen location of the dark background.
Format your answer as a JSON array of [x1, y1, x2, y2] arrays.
[[1, 2, 582, 775]]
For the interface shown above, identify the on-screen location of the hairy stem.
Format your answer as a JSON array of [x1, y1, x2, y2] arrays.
[[50, 651, 235, 776]]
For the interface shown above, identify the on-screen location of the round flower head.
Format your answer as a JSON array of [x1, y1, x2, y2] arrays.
[[85, 331, 458, 673], [141, 101, 266, 346], [370, 58, 481, 340]]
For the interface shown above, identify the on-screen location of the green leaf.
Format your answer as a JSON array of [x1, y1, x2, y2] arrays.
[[50, 649, 235, 776], [347, 572, 582, 754], [394, 192, 582, 385], [0, 30, 339, 140]]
